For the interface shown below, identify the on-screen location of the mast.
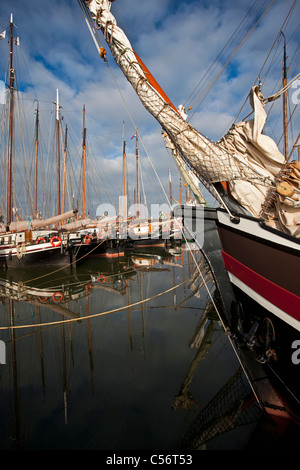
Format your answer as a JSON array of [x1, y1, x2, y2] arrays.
[[82, 105, 86, 218], [80, 2, 242, 187], [282, 32, 288, 160], [135, 130, 139, 215], [34, 102, 39, 218], [62, 125, 68, 213], [122, 121, 126, 220], [56, 89, 61, 215], [7, 14, 15, 225], [81, 0, 288, 220]]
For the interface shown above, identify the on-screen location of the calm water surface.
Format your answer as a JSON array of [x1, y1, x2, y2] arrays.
[[0, 245, 289, 450]]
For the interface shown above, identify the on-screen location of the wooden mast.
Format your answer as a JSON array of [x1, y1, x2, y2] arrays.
[[34, 102, 39, 218], [122, 121, 126, 220], [135, 129, 139, 217], [282, 32, 288, 160], [56, 89, 61, 215], [7, 14, 15, 225], [82, 105, 86, 219], [62, 125, 68, 213]]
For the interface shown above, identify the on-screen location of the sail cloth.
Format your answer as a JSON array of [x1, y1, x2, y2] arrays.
[[9, 209, 78, 232], [82, 0, 300, 235]]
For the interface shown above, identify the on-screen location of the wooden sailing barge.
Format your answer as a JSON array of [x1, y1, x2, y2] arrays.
[[0, 16, 83, 268]]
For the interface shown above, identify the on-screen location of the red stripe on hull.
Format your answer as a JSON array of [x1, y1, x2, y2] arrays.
[[222, 251, 300, 324]]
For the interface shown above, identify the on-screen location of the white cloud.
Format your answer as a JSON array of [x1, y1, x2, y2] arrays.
[[0, 0, 299, 217]]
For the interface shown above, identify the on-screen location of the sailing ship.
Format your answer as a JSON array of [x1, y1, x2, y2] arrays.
[[79, 1, 300, 423], [0, 15, 86, 268]]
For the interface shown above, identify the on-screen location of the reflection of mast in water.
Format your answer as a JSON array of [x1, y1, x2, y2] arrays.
[[86, 284, 94, 394], [172, 302, 218, 410], [37, 307, 46, 396], [126, 279, 133, 356], [176, 257, 213, 309], [9, 299, 21, 449], [62, 321, 68, 425], [1, 274, 93, 428], [177, 368, 260, 450], [139, 270, 146, 359]]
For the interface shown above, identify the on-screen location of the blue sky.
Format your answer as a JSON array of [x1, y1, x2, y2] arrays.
[[0, 0, 299, 216]]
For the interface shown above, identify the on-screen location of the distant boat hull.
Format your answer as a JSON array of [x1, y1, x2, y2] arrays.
[[0, 242, 72, 268]]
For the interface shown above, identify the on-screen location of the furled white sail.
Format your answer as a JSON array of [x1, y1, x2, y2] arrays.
[[82, 0, 300, 235], [8, 209, 78, 232]]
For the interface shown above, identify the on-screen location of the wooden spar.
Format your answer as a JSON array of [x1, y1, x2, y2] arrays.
[[82, 105, 86, 219], [135, 129, 139, 212], [282, 32, 288, 160], [34, 102, 39, 218], [122, 121, 126, 220], [133, 50, 179, 116], [7, 14, 14, 225], [62, 125, 68, 213], [56, 89, 61, 215]]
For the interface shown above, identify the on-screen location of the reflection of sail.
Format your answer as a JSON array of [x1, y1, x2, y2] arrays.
[[178, 368, 261, 449]]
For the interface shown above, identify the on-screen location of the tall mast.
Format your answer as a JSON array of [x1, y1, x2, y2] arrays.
[[82, 105, 86, 219], [34, 102, 39, 218], [62, 125, 68, 213], [56, 88, 61, 215], [7, 14, 15, 225], [122, 122, 126, 220], [282, 32, 288, 160], [135, 129, 139, 215]]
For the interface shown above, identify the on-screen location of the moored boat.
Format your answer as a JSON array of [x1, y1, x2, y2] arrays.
[[79, 0, 300, 424]]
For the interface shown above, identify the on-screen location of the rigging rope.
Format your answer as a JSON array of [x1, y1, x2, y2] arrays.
[[233, 0, 297, 126], [186, 0, 277, 121], [266, 73, 300, 102], [79, 0, 176, 212], [185, 0, 262, 109]]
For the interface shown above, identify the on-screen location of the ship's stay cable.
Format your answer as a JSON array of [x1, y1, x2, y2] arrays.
[[232, 0, 297, 129], [185, 0, 277, 122], [184, 0, 263, 110]]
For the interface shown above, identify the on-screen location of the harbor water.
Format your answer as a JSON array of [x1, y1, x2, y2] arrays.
[[0, 244, 296, 450]]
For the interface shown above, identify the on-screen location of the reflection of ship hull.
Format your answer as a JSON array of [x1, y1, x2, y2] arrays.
[[75, 238, 126, 261], [176, 205, 300, 428], [127, 238, 167, 249]]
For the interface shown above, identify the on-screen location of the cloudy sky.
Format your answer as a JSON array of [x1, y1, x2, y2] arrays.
[[0, 0, 299, 218]]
